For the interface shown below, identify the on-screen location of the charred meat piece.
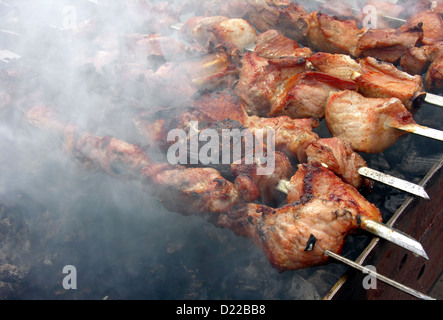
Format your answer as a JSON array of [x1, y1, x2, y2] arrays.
[[220, 162, 382, 271], [286, 162, 382, 226], [356, 57, 424, 110], [326, 90, 416, 153], [357, 24, 424, 63], [305, 138, 373, 191], [218, 196, 354, 271], [399, 10, 443, 45], [254, 29, 313, 59], [306, 12, 364, 57]]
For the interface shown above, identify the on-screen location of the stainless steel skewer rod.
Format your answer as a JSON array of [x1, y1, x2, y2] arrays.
[[392, 123, 443, 142], [276, 180, 429, 260], [324, 250, 435, 300], [357, 167, 430, 200], [425, 93, 443, 108]]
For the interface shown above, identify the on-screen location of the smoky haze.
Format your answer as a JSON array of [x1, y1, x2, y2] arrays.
[[0, 0, 441, 300], [0, 0, 347, 300]]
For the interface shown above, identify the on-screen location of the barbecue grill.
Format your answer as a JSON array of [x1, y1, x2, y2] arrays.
[[0, 0, 442, 301]]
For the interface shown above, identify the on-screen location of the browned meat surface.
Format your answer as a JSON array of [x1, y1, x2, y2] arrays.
[[425, 58, 443, 92], [305, 138, 373, 191], [356, 57, 424, 110], [400, 46, 432, 75], [399, 10, 443, 45], [219, 162, 381, 270], [435, 0, 443, 15], [245, 116, 320, 163], [218, 197, 354, 271], [307, 52, 362, 80], [180, 16, 258, 52], [254, 29, 313, 59], [147, 166, 242, 218], [267, 71, 357, 119], [286, 162, 382, 225], [246, 0, 308, 44], [400, 43, 443, 92], [357, 25, 424, 63], [326, 90, 416, 153], [235, 51, 307, 117], [306, 12, 364, 57]]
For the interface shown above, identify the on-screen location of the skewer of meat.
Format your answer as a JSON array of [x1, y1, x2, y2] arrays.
[[309, 52, 442, 109], [326, 90, 443, 153], [135, 89, 430, 199], [24, 104, 429, 266]]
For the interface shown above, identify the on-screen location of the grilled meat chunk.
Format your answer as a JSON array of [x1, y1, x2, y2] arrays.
[[357, 25, 423, 64], [218, 197, 354, 271], [399, 10, 443, 45], [307, 52, 361, 80], [305, 138, 373, 191], [235, 51, 308, 117], [286, 162, 382, 226], [356, 57, 424, 110], [266, 71, 357, 119], [326, 90, 416, 153], [254, 29, 313, 59], [180, 16, 258, 52], [306, 12, 363, 57]]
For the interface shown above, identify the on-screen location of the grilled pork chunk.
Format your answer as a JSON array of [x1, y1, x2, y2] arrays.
[[356, 57, 424, 110], [306, 12, 363, 57], [235, 51, 308, 117], [220, 162, 382, 271], [286, 162, 382, 225], [357, 24, 424, 63], [219, 196, 354, 270], [326, 90, 416, 153], [266, 71, 357, 119], [254, 29, 313, 59], [305, 138, 373, 191], [180, 16, 258, 52], [307, 52, 361, 80], [399, 10, 443, 45]]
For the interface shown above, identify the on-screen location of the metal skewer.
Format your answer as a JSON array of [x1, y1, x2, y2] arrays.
[[276, 179, 429, 260], [324, 250, 435, 300], [357, 167, 430, 200], [425, 92, 443, 108], [392, 123, 443, 142]]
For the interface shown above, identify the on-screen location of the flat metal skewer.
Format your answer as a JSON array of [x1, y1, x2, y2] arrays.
[[425, 92, 443, 108], [324, 250, 435, 300], [392, 123, 443, 142], [357, 167, 430, 200], [276, 179, 429, 260]]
